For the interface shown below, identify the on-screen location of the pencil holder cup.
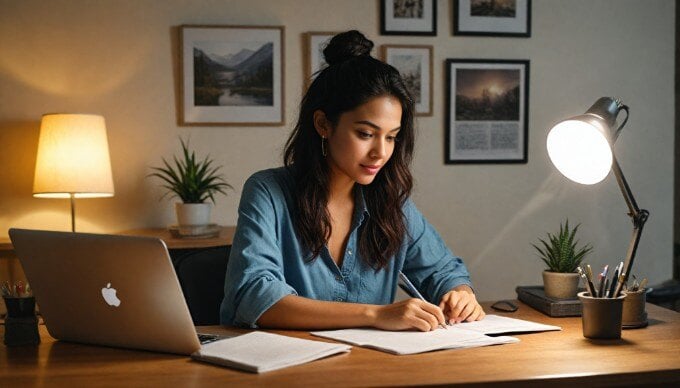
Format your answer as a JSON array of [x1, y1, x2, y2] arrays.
[[3, 296, 40, 346], [622, 289, 648, 329], [577, 292, 626, 339]]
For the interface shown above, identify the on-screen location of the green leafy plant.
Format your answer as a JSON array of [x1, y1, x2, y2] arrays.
[[532, 220, 593, 273], [149, 138, 232, 204]]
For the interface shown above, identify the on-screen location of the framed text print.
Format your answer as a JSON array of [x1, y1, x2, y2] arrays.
[[445, 59, 529, 164], [382, 45, 433, 116], [380, 0, 437, 36], [453, 0, 531, 37], [180, 25, 285, 126]]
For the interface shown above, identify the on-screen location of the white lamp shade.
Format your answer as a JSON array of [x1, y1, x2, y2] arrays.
[[546, 117, 613, 185], [33, 114, 114, 198]]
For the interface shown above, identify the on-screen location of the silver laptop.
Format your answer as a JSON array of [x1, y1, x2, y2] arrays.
[[8, 228, 225, 355]]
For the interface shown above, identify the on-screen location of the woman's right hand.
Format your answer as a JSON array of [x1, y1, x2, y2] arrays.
[[370, 299, 447, 331]]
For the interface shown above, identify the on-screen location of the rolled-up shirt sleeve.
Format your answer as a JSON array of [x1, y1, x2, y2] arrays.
[[220, 174, 297, 327], [401, 200, 473, 304]]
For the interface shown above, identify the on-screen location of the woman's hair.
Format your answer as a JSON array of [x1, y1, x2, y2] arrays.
[[283, 30, 415, 269]]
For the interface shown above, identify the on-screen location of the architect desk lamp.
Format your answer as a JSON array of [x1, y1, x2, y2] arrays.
[[546, 97, 649, 298], [33, 114, 115, 232]]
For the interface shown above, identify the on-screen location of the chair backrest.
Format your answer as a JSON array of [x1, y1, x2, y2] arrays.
[[174, 246, 230, 325]]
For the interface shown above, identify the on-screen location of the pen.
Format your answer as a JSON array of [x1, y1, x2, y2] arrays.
[[598, 265, 609, 297], [585, 265, 597, 298], [577, 267, 595, 296], [398, 271, 448, 329], [608, 265, 620, 298]]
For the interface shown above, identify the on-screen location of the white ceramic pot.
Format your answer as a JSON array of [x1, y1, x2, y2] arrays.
[[175, 202, 212, 226], [542, 270, 580, 299]]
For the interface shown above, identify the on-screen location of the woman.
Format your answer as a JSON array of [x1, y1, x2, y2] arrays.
[[220, 31, 484, 331]]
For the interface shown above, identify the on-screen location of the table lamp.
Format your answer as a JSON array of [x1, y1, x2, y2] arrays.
[[33, 114, 115, 232], [546, 97, 649, 298]]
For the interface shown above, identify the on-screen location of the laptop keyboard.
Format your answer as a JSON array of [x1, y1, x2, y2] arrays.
[[197, 333, 222, 345], [197, 332, 238, 344]]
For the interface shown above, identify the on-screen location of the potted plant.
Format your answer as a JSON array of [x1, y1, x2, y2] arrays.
[[149, 138, 232, 226], [532, 220, 593, 299]]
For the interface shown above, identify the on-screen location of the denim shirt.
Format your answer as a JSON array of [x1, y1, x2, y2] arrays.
[[220, 167, 472, 327]]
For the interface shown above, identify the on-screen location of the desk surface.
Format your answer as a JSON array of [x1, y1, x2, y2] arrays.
[[2, 301, 679, 387]]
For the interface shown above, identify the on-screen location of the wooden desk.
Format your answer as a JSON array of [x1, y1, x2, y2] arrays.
[[2, 301, 679, 386]]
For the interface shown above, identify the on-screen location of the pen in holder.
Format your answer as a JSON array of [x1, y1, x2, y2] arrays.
[[3, 295, 41, 346], [577, 291, 626, 339]]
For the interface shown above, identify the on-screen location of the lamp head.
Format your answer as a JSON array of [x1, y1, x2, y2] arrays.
[[546, 97, 626, 185]]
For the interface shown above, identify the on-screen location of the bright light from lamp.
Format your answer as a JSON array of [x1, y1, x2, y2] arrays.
[[546, 118, 613, 185], [33, 113, 114, 231]]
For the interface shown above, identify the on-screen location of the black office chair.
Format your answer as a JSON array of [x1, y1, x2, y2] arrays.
[[172, 246, 230, 325]]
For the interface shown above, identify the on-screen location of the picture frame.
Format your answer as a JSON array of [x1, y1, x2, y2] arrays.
[[180, 25, 285, 126], [303, 31, 337, 90], [381, 45, 433, 116], [453, 0, 531, 37], [380, 0, 437, 36], [445, 59, 529, 164]]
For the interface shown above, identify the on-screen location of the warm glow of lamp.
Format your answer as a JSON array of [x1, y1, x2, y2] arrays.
[[546, 97, 648, 298], [33, 114, 114, 231], [547, 119, 612, 185]]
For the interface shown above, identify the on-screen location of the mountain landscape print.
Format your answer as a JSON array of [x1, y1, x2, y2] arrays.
[[193, 41, 273, 106]]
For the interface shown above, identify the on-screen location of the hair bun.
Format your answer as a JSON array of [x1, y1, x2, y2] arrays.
[[323, 30, 374, 66]]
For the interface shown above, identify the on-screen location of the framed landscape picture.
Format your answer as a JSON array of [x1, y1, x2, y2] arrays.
[[380, 0, 437, 36], [382, 45, 433, 116], [453, 0, 531, 37], [445, 59, 529, 164], [180, 25, 284, 126], [303, 31, 337, 90]]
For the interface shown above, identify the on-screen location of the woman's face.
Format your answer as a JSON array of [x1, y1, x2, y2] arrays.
[[315, 95, 402, 187]]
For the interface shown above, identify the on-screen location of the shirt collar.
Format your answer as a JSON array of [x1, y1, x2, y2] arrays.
[[353, 185, 370, 224]]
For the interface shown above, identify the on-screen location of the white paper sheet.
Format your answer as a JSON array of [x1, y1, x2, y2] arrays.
[[191, 331, 351, 373], [311, 315, 560, 355], [453, 314, 561, 334]]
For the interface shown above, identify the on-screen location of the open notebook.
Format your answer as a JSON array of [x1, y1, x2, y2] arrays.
[[311, 315, 560, 355], [191, 331, 351, 373]]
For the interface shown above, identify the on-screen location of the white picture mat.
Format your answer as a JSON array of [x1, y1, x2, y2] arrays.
[[384, 0, 434, 32], [182, 27, 283, 124], [385, 46, 431, 115], [457, 0, 529, 33], [309, 33, 334, 76]]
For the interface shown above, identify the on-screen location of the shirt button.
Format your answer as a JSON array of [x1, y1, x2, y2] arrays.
[[335, 298, 343, 302], [335, 275, 342, 281], [347, 249, 352, 255]]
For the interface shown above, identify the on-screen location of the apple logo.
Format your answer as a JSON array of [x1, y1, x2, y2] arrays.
[[101, 283, 121, 307]]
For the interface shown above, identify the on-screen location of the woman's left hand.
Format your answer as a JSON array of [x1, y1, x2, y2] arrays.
[[439, 285, 485, 324]]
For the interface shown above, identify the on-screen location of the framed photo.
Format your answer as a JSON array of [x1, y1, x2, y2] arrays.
[[445, 59, 529, 164], [303, 31, 337, 90], [380, 0, 437, 36], [180, 25, 285, 126], [381, 45, 433, 116], [453, 0, 531, 37]]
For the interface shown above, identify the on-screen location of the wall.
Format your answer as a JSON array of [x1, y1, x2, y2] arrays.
[[0, 0, 674, 301]]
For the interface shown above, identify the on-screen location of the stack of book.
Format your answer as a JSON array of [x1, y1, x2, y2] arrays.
[[516, 286, 583, 317]]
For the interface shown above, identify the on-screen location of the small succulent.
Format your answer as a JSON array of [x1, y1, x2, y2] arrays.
[[532, 220, 593, 273], [149, 138, 232, 204]]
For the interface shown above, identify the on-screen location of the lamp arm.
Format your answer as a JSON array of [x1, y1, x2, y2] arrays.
[[610, 153, 650, 298]]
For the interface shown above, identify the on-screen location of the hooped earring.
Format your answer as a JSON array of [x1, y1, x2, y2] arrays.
[[321, 136, 327, 157]]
